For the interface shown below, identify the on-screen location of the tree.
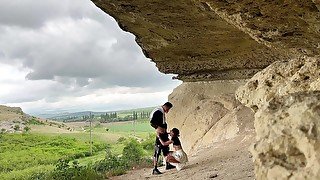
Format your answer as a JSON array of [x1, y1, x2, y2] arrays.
[[13, 125, 20, 131]]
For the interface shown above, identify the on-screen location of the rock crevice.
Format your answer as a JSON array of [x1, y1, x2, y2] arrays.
[[236, 56, 320, 179], [90, 0, 320, 80]]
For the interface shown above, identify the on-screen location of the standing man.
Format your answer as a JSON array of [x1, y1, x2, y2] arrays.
[[150, 102, 174, 175]]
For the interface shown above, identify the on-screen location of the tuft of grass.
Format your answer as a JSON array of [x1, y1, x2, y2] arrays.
[[0, 165, 54, 180]]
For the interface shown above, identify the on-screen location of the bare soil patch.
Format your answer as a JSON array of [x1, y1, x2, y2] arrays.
[[110, 134, 255, 180]]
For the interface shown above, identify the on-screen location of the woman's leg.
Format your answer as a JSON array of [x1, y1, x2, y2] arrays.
[[166, 155, 180, 163]]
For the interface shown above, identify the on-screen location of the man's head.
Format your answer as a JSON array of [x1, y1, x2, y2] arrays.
[[162, 102, 173, 113]]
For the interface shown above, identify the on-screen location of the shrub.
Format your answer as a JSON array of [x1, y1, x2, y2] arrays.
[[94, 154, 127, 173], [50, 159, 102, 180], [141, 133, 156, 152], [0, 128, 6, 134], [27, 118, 45, 125], [23, 126, 31, 132], [13, 125, 20, 131], [94, 139, 144, 177], [122, 139, 144, 166]]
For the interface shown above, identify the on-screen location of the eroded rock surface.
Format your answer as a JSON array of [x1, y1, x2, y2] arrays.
[[236, 56, 320, 110], [166, 80, 255, 155], [236, 56, 320, 179], [252, 92, 320, 179], [91, 0, 319, 81], [90, 0, 320, 178]]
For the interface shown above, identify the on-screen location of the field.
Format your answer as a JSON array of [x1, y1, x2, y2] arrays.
[[0, 120, 155, 179]]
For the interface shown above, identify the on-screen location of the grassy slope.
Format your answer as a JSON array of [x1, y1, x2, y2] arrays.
[[0, 120, 155, 179]]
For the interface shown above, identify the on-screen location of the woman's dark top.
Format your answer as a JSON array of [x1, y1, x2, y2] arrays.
[[171, 136, 181, 146]]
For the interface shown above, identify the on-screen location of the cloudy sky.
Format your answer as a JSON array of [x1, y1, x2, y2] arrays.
[[0, 0, 181, 115]]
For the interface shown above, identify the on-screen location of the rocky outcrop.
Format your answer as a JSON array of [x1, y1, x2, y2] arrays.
[[90, 0, 320, 178], [0, 105, 24, 121], [91, 0, 319, 81], [0, 105, 28, 133], [236, 56, 320, 111], [236, 56, 320, 179], [167, 80, 255, 154]]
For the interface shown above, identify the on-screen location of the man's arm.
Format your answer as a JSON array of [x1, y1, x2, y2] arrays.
[[157, 135, 172, 146]]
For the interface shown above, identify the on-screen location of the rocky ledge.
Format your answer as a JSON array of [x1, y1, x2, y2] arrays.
[[91, 0, 319, 81]]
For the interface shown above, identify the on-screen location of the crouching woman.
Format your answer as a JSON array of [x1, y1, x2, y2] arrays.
[[157, 128, 188, 171]]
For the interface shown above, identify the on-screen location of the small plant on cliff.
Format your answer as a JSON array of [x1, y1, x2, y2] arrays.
[[13, 125, 20, 131], [0, 128, 6, 134], [24, 126, 31, 132]]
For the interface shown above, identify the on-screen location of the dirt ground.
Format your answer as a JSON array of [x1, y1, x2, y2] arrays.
[[110, 134, 255, 180]]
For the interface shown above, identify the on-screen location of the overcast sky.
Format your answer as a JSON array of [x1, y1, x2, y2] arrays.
[[0, 0, 181, 115]]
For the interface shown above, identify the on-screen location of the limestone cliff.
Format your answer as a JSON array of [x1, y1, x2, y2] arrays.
[[0, 105, 24, 122], [91, 0, 320, 179], [236, 56, 320, 179], [167, 81, 255, 155], [0, 105, 29, 133], [91, 0, 319, 81]]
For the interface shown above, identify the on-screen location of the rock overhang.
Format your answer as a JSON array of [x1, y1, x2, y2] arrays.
[[91, 0, 320, 81]]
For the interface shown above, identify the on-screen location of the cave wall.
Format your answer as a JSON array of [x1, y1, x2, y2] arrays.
[[236, 56, 320, 179], [91, 0, 319, 81], [166, 80, 255, 155], [91, 0, 320, 179]]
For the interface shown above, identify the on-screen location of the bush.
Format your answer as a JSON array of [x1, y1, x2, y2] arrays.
[[122, 139, 144, 166], [141, 133, 156, 152], [94, 154, 127, 174], [0, 128, 6, 134], [94, 139, 145, 177], [13, 125, 20, 131], [27, 118, 45, 125], [49, 159, 102, 180], [23, 126, 31, 132]]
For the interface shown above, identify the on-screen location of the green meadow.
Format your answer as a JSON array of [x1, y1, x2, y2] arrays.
[[0, 120, 155, 180]]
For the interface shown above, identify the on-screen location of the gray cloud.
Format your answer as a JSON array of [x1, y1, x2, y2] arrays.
[[0, 0, 176, 88], [0, 0, 181, 111], [0, 0, 105, 28]]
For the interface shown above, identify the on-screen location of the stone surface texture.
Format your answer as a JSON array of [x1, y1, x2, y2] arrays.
[[90, 0, 320, 179], [236, 56, 320, 110], [236, 56, 320, 179], [166, 81, 255, 155], [91, 0, 319, 81]]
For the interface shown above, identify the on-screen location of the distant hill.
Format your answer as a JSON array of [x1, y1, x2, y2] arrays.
[[0, 105, 30, 133], [0, 105, 26, 122], [0, 105, 66, 133], [36, 107, 156, 122]]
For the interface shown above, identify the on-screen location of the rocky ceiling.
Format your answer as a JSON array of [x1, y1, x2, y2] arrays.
[[91, 0, 320, 81]]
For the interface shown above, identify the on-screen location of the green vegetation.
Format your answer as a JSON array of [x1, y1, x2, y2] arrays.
[[27, 117, 45, 125], [0, 119, 156, 179], [104, 121, 154, 132], [0, 133, 106, 179], [49, 107, 155, 122]]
